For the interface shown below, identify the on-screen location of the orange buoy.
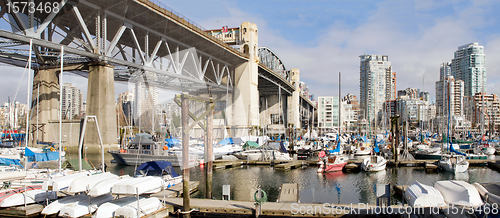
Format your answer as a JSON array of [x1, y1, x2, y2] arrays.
[[120, 149, 125, 153], [163, 146, 169, 150]]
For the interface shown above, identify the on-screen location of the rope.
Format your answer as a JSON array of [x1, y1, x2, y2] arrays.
[[253, 190, 267, 204]]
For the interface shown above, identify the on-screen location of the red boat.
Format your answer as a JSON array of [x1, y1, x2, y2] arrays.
[[317, 155, 348, 173]]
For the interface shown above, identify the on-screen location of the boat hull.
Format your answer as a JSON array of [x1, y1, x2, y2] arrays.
[[361, 156, 387, 172], [109, 151, 197, 168]]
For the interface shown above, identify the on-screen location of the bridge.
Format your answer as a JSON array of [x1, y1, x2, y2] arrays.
[[0, 0, 316, 147]]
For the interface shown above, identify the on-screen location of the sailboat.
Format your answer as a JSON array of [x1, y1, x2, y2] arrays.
[[361, 138, 387, 172], [438, 142, 469, 173], [438, 83, 469, 173], [317, 138, 348, 173]]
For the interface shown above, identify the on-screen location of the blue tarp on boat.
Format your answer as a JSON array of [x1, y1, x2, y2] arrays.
[[165, 138, 181, 148], [135, 160, 179, 177], [24, 147, 60, 162], [217, 138, 234, 145], [0, 157, 22, 167]]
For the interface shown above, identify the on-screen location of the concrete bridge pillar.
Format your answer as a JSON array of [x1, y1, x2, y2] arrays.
[[84, 63, 118, 151], [288, 69, 301, 130], [31, 68, 60, 144], [231, 22, 259, 137]]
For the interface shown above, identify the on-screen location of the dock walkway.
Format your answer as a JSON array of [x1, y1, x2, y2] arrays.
[[277, 183, 299, 203]]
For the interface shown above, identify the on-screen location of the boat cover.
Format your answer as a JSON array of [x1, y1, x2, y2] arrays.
[[242, 141, 259, 149], [135, 161, 179, 177], [24, 147, 59, 161], [217, 138, 234, 145], [0, 157, 22, 166]]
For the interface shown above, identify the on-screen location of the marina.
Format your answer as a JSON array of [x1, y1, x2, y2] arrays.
[[0, 0, 497, 217]]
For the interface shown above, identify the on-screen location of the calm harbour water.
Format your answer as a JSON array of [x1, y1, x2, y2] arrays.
[[77, 153, 500, 205]]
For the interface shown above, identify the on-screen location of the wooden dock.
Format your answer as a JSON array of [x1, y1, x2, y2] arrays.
[[162, 197, 414, 217], [213, 160, 243, 169], [151, 181, 199, 198], [275, 161, 305, 171], [0, 204, 43, 217], [277, 183, 299, 203]]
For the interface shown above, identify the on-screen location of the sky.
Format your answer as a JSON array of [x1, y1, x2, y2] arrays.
[[1, 0, 500, 104]]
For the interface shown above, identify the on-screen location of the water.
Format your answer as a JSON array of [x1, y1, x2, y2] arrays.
[[80, 153, 500, 205]]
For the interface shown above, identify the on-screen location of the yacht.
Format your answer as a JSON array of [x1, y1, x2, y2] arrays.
[[109, 133, 198, 168]]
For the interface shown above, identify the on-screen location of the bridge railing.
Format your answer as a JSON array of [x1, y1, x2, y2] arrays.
[[145, 0, 206, 31]]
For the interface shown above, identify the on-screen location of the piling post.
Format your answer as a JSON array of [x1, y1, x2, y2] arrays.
[[205, 98, 214, 199], [181, 93, 191, 218]]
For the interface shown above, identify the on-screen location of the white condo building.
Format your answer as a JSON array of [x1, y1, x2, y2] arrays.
[[61, 83, 83, 119], [359, 55, 396, 126]]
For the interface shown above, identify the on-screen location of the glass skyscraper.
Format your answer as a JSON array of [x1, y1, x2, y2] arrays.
[[451, 42, 486, 96], [359, 55, 396, 126]]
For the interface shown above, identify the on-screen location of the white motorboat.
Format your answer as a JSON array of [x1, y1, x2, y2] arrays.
[[232, 140, 292, 161], [434, 180, 483, 207], [112, 176, 164, 195], [114, 197, 163, 218], [0, 188, 57, 207], [93, 196, 143, 218], [232, 149, 292, 161], [58, 194, 114, 218], [473, 143, 496, 155], [67, 172, 118, 193], [473, 182, 500, 205], [354, 142, 372, 156], [404, 181, 446, 207], [361, 155, 387, 172], [88, 175, 133, 197], [42, 171, 91, 191], [41, 194, 89, 215], [438, 155, 469, 173]]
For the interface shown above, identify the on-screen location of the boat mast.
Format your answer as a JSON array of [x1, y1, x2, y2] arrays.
[[339, 72, 342, 137], [25, 39, 33, 147], [58, 46, 63, 172]]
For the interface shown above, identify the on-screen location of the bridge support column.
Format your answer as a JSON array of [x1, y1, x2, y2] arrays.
[[84, 64, 118, 152], [288, 69, 301, 130], [31, 68, 60, 145], [231, 22, 259, 137]]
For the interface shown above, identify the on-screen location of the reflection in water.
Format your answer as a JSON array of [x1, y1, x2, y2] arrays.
[[77, 154, 500, 204]]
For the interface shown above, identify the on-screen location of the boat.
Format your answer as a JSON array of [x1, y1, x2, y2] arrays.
[[414, 147, 442, 160], [473, 143, 496, 155], [317, 140, 348, 173], [114, 197, 163, 218], [41, 194, 89, 215], [108, 133, 198, 168], [88, 175, 133, 197], [58, 194, 114, 218], [361, 155, 387, 172], [0, 185, 57, 207], [67, 172, 118, 193], [473, 182, 500, 205], [361, 139, 386, 172], [112, 176, 164, 195], [232, 140, 292, 161], [42, 171, 91, 191], [434, 180, 483, 207], [135, 161, 183, 188], [404, 181, 446, 207], [354, 142, 371, 156], [318, 155, 348, 173], [93, 196, 143, 218], [438, 154, 469, 173]]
